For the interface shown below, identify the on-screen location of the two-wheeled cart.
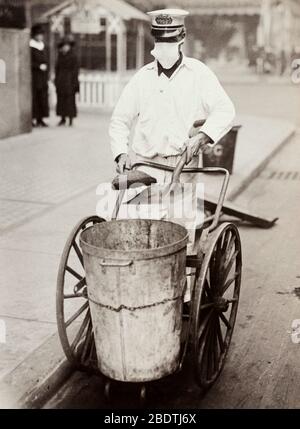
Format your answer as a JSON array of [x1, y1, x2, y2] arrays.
[[56, 152, 276, 402]]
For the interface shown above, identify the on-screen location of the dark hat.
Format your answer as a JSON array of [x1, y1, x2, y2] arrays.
[[148, 9, 189, 43], [31, 24, 45, 38], [58, 34, 75, 48]]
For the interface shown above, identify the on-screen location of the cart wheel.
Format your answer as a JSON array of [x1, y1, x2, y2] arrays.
[[56, 216, 105, 369], [191, 223, 242, 390]]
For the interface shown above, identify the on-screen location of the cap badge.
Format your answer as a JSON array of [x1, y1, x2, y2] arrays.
[[155, 14, 173, 25]]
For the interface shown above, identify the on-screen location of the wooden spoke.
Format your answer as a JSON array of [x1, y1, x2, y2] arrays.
[[210, 247, 220, 285], [197, 314, 218, 384], [70, 309, 90, 352], [65, 302, 89, 328], [211, 320, 219, 379], [221, 229, 231, 251], [72, 240, 84, 267], [222, 250, 239, 286], [64, 291, 86, 299], [222, 271, 240, 295], [223, 237, 237, 269], [216, 318, 225, 353], [215, 239, 223, 270], [219, 313, 231, 330], [223, 230, 234, 255], [220, 232, 235, 271], [206, 318, 216, 380], [74, 277, 86, 294], [210, 239, 225, 290], [212, 319, 220, 373], [199, 302, 214, 311], [80, 319, 93, 363], [208, 266, 217, 295], [227, 297, 239, 303], [66, 265, 83, 281], [196, 308, 214, 342], [197, 317, 211, 379], [203, 276, 214, 302]]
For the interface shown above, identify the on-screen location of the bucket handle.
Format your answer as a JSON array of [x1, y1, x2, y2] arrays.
[[99, 259, 133, 267]]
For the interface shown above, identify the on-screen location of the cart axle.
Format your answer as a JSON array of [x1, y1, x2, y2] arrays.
[[213, 297, 230, 313]]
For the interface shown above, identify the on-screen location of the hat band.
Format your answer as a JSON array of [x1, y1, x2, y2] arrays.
[[151, 27, 183, 34], [151, 24, 184, 30], [151, 27, 185, 36], [151, 29, 186, 43]]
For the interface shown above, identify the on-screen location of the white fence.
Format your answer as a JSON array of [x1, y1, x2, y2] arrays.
[[77, 72, 134, 109]]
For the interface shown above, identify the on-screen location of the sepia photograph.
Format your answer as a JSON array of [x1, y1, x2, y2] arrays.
[[0, 0, 300, 417]]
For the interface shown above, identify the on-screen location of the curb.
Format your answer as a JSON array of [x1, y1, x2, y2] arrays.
[[0, 332, 73, 409], [228, 128, 296, 201]]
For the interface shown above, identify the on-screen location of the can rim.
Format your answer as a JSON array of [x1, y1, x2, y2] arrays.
[[79, 219, 189, 261]]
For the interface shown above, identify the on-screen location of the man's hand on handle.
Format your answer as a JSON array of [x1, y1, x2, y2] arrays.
[[115, 153, 131, 174], [182, 132, 213, 164]]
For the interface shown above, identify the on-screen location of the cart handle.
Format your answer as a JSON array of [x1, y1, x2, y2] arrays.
[[171, 149, 188, 184], [131, 161, 230, 232]]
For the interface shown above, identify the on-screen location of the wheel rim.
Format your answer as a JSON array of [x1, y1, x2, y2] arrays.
[[192, 223, 242, 389], [56, 216, 105, 369]]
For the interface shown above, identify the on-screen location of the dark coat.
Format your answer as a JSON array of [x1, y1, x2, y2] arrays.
[[55, 51, 79, 118], [31, 46, 49, 90], [31, 46, 49, 119]]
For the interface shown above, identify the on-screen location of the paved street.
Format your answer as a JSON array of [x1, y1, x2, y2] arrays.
[[0, 81, 300, 407]]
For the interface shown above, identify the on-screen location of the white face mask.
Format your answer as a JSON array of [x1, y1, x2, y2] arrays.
[[151, 42, 181, 69]]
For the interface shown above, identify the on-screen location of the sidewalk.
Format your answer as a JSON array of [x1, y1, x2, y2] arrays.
[[0, 112, 114, 380], [0, 111, 295, 389], [204, 114, 295, 200]]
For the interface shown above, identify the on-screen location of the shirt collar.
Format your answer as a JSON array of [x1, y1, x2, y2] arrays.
[[145, 54, 192, 72], [30, 39, 45, 51], [157, 52, 183, 77]]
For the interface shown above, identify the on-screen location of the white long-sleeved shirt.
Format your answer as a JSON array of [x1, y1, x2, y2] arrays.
[[109, 55, 235, 160]]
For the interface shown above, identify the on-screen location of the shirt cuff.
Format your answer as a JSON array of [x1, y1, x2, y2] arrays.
[[198, 125, 218, 144], [199, 123, 232, 147]]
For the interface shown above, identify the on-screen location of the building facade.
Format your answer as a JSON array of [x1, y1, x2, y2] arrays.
[[39, 0, 150, 74]]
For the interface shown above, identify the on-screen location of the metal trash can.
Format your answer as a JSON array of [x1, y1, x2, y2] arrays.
[[202, 126, 241, 174], [79, 219, 188, 382]]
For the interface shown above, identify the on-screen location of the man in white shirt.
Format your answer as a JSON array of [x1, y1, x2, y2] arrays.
[[109, 8, 235, 183]]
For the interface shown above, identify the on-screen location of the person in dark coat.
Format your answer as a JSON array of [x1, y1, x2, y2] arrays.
[[55, 36, 79, 127], [30, 24, 49, 127]]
